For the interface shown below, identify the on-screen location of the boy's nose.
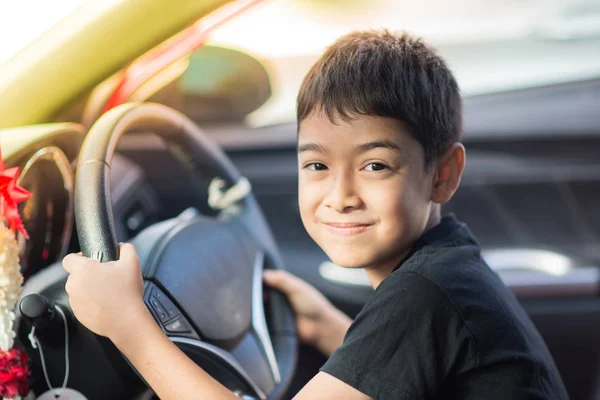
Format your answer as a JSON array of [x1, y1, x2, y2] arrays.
[[323, 173, 362, 213]]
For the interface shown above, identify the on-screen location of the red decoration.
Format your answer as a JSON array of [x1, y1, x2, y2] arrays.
[[0, 148, 32, 239], [0, 349, 30, 398]]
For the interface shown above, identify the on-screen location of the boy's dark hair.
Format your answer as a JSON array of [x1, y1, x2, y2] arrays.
[[297, 30, 462, 167]]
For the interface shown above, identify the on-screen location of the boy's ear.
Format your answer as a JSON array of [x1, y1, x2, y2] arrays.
[[431, 143, 466, 204]]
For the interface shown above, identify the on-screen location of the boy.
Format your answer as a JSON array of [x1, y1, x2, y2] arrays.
[[63, 30, 569, 399]]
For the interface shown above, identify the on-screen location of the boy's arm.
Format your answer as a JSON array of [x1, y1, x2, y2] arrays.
[[112, 307, 239, 400], [115, 309, 371, 400], [294, 372, 372, 400]]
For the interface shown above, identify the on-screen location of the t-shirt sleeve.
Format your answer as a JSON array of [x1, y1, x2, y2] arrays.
[[321, 272, 477, 400]]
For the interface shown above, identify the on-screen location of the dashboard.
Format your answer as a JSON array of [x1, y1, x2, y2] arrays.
[[16, 147, 73, 280]]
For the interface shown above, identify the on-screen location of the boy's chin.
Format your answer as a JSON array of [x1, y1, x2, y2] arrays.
[[327, 253, 372, 269]]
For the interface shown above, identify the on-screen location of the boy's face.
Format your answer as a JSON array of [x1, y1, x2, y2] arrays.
[[298, 113, 436, 275]]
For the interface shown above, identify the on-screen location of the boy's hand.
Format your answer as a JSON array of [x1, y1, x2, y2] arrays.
[[62, 243, 149, 340], [263, 270, 351, 357]]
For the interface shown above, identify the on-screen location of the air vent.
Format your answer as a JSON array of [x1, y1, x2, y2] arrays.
[[123, 199, 155, 238]]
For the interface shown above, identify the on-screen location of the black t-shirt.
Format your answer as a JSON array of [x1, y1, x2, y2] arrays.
[[321, 215, 569, 400]]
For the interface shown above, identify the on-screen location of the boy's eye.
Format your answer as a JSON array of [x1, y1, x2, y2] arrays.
[[364, 162, 388, 171], [305, 162, 328, 171]]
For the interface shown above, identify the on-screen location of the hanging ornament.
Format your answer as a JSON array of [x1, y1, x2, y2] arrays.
[[0, 146, 31, 399]]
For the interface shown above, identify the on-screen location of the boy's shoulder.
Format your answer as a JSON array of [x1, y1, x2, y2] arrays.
[[394, 213, 486, 291], [376, 215, 492, 334], [387, 215, 518, 339]]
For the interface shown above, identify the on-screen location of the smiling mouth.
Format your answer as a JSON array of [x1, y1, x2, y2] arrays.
[[322, 222, 373, 236]]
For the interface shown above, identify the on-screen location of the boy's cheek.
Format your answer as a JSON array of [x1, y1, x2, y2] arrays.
[[298, 181, 322, 209]]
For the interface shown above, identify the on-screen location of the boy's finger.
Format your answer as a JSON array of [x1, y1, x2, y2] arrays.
[[263, 270, 305, 295]]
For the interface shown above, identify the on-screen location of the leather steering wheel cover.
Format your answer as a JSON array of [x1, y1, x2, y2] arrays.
[[75, 102, 297, 398]]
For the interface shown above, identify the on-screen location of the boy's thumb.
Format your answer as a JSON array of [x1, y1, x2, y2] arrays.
[[263, 270, 301, 295], [118, 242, 138, 262]]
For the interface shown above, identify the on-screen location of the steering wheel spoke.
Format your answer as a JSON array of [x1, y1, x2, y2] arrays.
[[250, 251, 281, 385]]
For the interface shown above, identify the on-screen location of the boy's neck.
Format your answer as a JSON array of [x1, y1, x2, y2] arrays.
[[365, 207, 441, 289]]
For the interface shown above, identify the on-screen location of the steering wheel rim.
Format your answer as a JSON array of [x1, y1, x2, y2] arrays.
[[75, 102, 297, 399]]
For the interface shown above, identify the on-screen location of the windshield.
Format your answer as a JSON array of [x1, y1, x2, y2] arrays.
[[206, 0, 600, 125], [0, 0, 88, 65]]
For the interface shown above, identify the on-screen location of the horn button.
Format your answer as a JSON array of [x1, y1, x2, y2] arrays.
[[146, 218, 258, 350]]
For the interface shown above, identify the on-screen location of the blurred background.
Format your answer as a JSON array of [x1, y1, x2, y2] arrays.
[[2, 1, 600, 399]]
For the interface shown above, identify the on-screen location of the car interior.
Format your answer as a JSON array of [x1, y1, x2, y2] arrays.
[[1, 0, 600, 399]]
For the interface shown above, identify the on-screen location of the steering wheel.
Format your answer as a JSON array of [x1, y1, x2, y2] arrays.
[[75, 103, 298, 399]]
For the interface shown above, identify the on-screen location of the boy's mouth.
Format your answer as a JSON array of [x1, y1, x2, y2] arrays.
[[322, 222, 373, 236]]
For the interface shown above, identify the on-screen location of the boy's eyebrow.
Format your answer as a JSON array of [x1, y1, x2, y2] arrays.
[[356, 140, 403, 153], [297, 142, 328, 154], [297, 140, 402, 154]]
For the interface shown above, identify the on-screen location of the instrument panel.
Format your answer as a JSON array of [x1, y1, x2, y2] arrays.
[[16, 147, 74, 280]]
